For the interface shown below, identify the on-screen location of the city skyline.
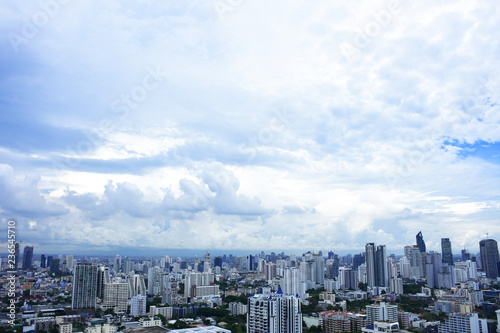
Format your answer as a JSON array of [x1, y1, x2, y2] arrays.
[[1, 1, 500, 255]]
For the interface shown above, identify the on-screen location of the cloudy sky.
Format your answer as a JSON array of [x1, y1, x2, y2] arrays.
[[1, 0, 499, 256]]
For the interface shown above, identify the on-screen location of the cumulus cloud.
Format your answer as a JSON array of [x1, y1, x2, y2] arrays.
[[0, 0, 499, 254]]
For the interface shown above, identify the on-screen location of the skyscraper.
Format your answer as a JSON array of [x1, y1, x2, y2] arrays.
[[50, 258, 60, 274], [22, 246, 34, 270], [441, 238, 453, 265], [41, 254, 46, 268], [72, 263, 98, 309], [479, 239, 499, 279], [416, 231, 426, 253], [97, 266, 111, 299], [366, 243, 387, 288]]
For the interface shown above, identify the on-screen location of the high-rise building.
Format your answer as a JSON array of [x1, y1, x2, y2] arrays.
[[65, 255, 74, 271], [426, 252, 442, 288], [101, 283, 129, 313], [416, 231, 426, 253], [72, 263, 98, 309], [282, 267, 304, 298], [214, 256, 222, 268], [148, 266, 164, 295], [366, 302, 398, 325], [441, 238, 454, 265], [313, 253, 325, 285], [41, 254, 46, 268], [366, 243, 387, 288], [113, 255, 121, 273], [265, 263, 277, 281], [130, 295, 147, 316], [479, 239, 500, 279], [97, 266, 111, 299], [246, 255, 254, 271], [479, 239, 499, 279], [410, 246, 424, 278], [50, 258, 60, 274], [47, 256, 53, 267], [247, 288, 302, 333], [22, 246, 34, 270], [127, 274, 146, 297]]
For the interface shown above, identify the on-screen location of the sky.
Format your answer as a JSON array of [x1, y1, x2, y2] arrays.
[[1, 0, 500, 256]]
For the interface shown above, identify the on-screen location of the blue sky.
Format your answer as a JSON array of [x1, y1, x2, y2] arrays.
[[1, 0, 500, 256]]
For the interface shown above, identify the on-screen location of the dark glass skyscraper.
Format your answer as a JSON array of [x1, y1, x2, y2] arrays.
[[416, 231, 426, 253], [441, 238, 453, 265], [22, 246, 34, 270], [41, 254, 46, 268], [479, 239, 499, 279]]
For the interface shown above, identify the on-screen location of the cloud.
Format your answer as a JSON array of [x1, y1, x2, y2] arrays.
[[0, 0, 499, 254]]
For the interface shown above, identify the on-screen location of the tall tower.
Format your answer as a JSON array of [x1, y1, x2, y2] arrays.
[[366, 243, 376, 288], [72, 263, 98, 309], [441, 238, 453, 265], [416, 231, 426, 253], [96, 266, 111, 299], [375, 245, 387, 287], [22, 246, 34, 270], [479, 239, 499, 279]]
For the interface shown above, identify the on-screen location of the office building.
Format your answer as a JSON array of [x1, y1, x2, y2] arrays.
[[22, 246, 34, 270], [72, 263, 98, 309], [247, 288, 302, 333], [479, 239, 499, 279], [441, 238, 453, 265], [50, 258, 60, 275], [416, 231, 426, 253], [96, 266, 111, 299], [366, 243, 387, 288], [41, 254, 46, 268]]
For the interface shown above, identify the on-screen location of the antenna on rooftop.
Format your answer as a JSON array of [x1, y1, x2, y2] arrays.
[[486, 233, 489, 239]]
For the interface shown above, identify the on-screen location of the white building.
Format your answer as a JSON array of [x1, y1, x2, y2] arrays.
[[130, 295, 147, 316], [362, 321, 399, 333], [228, 302, 247, 316], [102, 283, 128, 313], [58, 323, 72, 333], [84, 324, 117, 333], [247, 288, 302, 333], [438, 313, 488, 333], [150, 305, 173, 319], [366, 302, 398, 325], [138, 317, 162, 327]]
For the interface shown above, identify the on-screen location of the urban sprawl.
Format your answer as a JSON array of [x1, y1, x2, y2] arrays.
[[1, 233, 500, 333]]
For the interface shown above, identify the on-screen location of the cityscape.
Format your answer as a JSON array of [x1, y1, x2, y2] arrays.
[[2, 1, 500, 333], [1, 232, 500, 333]]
